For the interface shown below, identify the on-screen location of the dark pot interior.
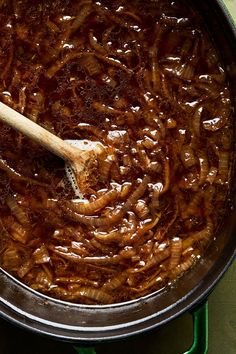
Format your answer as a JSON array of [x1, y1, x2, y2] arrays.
[[0, 0, 236, 343]]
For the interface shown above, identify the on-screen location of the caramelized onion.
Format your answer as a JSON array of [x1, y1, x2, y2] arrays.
[[7, 222, 28, 244], [71, 287, 114, 304], [217, 151, 229, 183], [102, 271, 127, 291], [169, 238, 182, 270], [180, 146, 197, 169], [134, 247, 171, 273], [89, 30, 107, 54], [170, 252, 199, 278], [192, 107, 203, 136], [198, 151, 209, 185], [64, 176, 150, 227], [182, 218, 213, 250], [5, 196, 29, 225], [65, 189, 118, 215]]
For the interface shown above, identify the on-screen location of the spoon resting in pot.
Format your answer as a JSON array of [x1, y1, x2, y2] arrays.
[[0, 102, 104, 197]]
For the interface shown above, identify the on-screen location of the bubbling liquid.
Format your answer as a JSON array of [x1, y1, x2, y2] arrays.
[[0, 0, 233, 304]]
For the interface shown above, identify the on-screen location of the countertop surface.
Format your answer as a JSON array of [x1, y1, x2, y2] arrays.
[[224, 0, 236, 19], [0, 1, 235, 353]]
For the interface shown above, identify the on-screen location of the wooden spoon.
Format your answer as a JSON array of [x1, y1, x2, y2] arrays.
[[0, 102, 103, 196]]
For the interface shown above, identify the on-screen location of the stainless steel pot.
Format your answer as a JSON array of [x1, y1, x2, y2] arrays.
[[0, 0, 235, 343]]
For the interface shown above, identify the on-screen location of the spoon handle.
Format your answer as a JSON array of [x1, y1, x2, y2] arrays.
[[0, 102, 81, 163]]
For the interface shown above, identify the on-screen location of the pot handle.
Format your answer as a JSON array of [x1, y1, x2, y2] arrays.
[[184, 300, 208, 354], [73, 348, 96, 354], [73, 301, 208, 354]]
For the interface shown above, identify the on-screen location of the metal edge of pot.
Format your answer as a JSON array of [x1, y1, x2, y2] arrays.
[[0, 0, 236, 343]]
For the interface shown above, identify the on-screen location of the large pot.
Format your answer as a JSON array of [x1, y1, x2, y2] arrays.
[[0, 0, 236, 343]]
